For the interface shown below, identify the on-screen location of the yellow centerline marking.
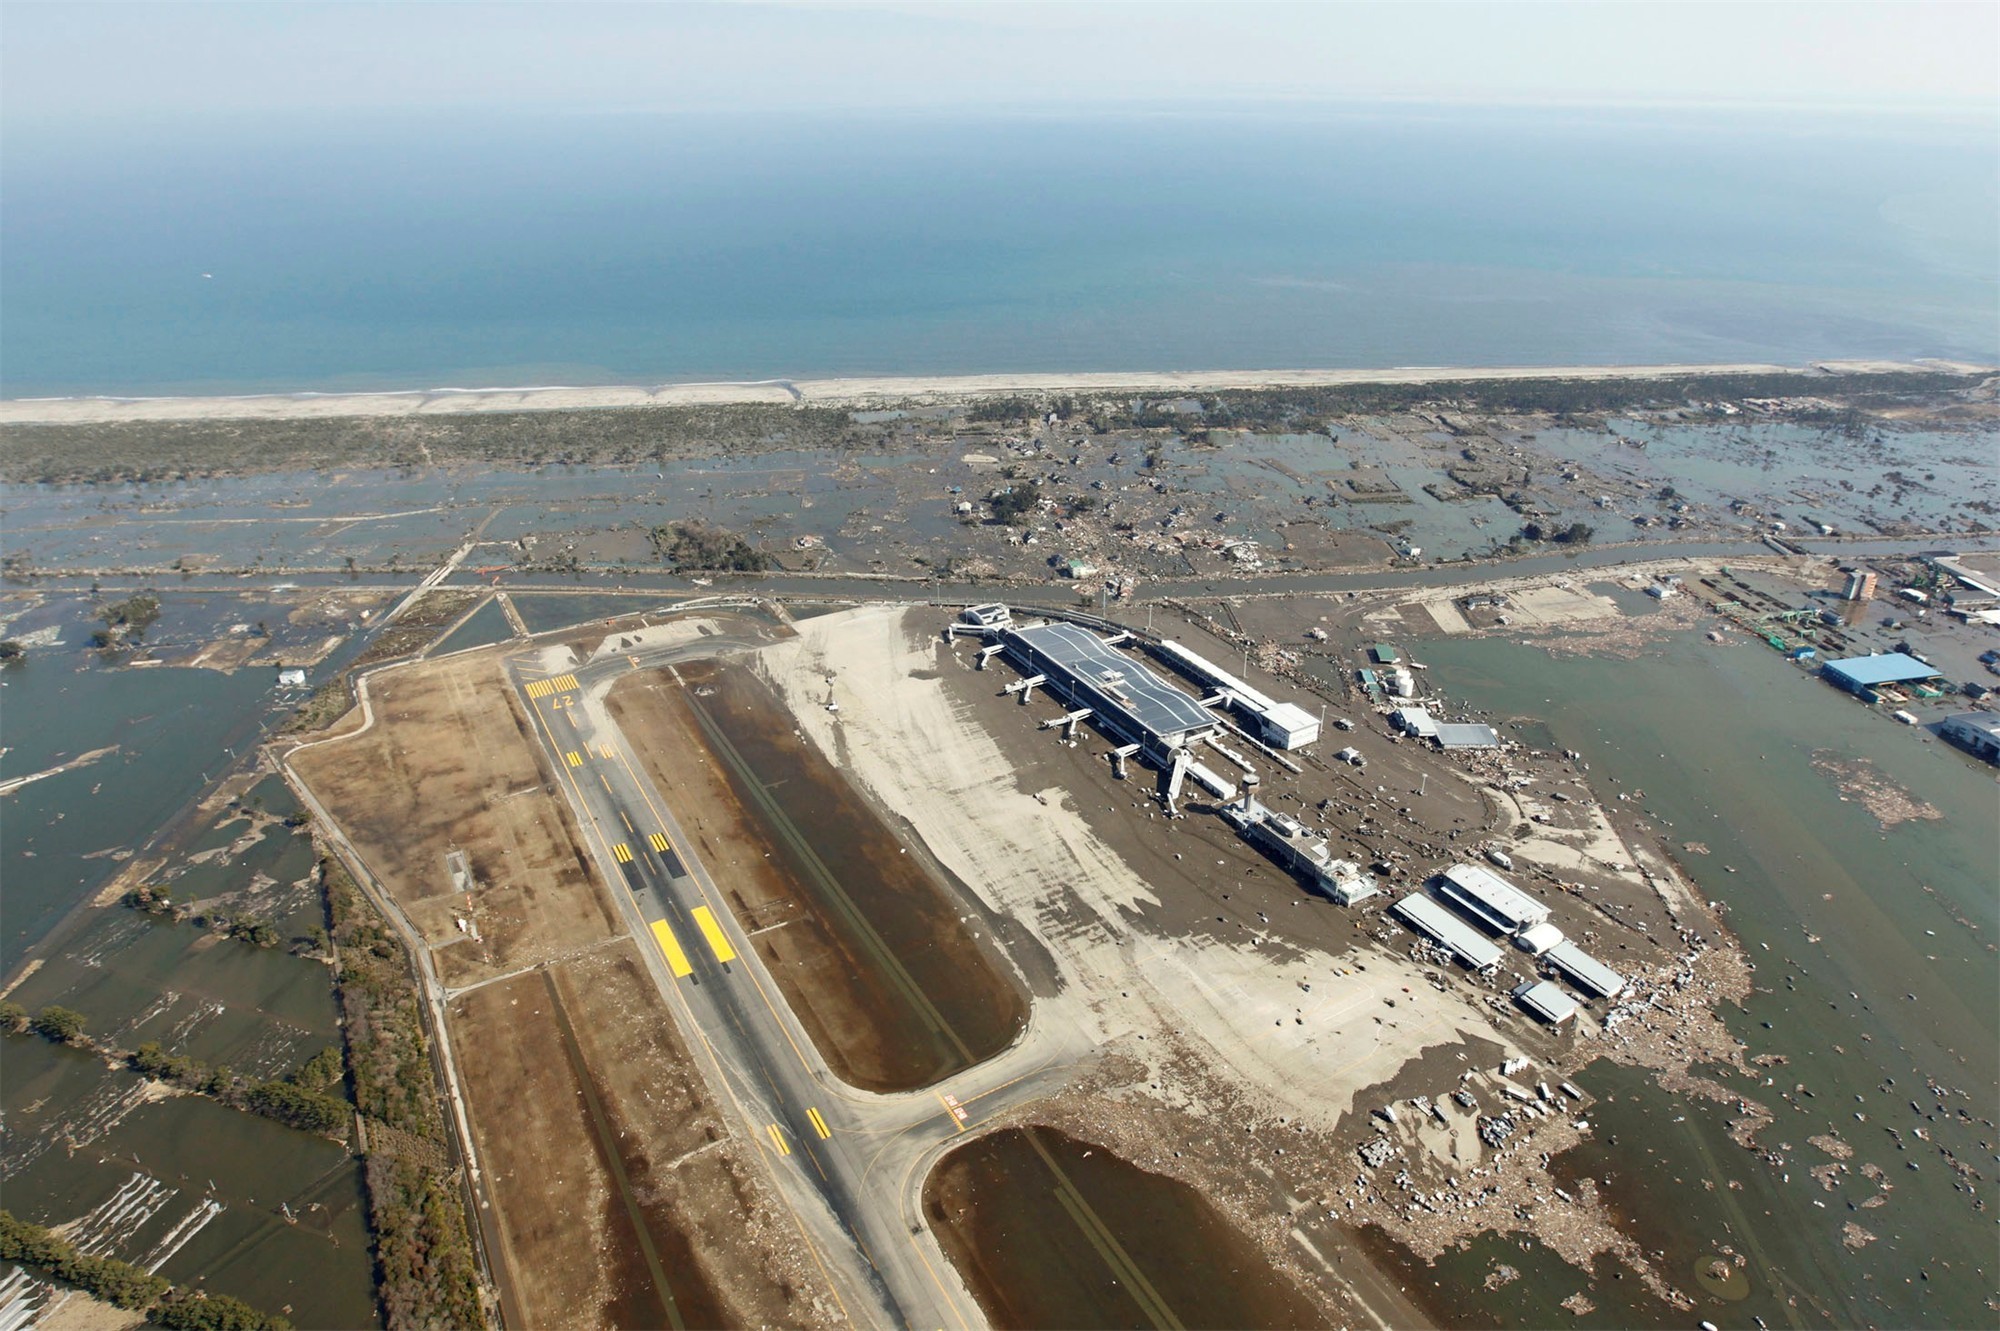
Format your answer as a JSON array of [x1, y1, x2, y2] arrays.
[[691, 906, 738, 964], [649, 919, 694, 978], [601, 728, 822, 1075], [766, 1123, 791, 1156], [806, 1107, 832, 1140]]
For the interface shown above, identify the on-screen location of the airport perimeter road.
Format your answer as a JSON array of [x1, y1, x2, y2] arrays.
[[505, 640, 1090, 1331]]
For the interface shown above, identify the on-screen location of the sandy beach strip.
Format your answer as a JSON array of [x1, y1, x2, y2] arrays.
[[2, 359, 1986, 426]]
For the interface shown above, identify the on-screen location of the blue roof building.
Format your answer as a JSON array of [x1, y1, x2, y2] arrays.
[[1821, 653, 1939, 695]]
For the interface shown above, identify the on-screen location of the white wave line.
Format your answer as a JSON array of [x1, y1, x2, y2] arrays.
[[141, 1198, 225, 1275]]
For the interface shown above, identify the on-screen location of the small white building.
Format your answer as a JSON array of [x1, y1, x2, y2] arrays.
[[1513, 979, 1578, 1026], [1513, 922, 1565, 956], [960, 603, 1012, 628], [1392, 707, 1439, 739], [277, 668, 308, 688], [1939, 711, 2000, 764]]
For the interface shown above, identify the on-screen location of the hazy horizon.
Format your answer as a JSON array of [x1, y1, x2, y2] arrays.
[[5, 2, 1996, 124]]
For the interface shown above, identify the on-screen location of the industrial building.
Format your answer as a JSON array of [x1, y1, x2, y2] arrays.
[[1434, 722, 1502, 750], [1542, 941, 1626, 1000], [1392, 707, 1439, 739], [1391, 894, 1501, 970], [1152, 640, 1320, 749], [1843, 569, 1879, 602], [1820, 652, 1940, 697], [1222, 793, 1378, 905], [1436, 862, 1550, 936], [1512, 980, 1578, 1026], [1939, 711, 2000, 764], [997, 621, 1220, 763]]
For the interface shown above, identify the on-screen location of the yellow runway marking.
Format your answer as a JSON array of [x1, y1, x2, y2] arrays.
[[767, 1124, 791, 1156], [690, 906, 737, 964], [564, 751, 583, 768], [597, 723, 823, 1078], [936, 1092, 968, 1131], [648, 832, 670, 853], [613, 842, 634, 864], [806, 1107, 832, 1139], [649, 919, 694, 978], [627, 656, 640, 669], [598, 742, 616, 759]]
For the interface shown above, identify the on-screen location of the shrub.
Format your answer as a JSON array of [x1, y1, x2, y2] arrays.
[[30, 1006, 87, 1044]]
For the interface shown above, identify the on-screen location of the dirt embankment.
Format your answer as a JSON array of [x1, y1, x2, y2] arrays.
[[291, 648, 840, 1330], [605, 658, 1028, 1092]]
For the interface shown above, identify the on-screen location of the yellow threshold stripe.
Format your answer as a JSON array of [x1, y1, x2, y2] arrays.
[[648, 832, 670, 853], [806, 1107, 831, 1139], [554, 673, 578, 691], [690, 906, 737, 963], [649, 919, 694, 978], [526, 678, 553, 698], [598, 743, 616, 759], [613, 842, 633, 864], [565, 751, 582, 767], [767, 1124, 791, 1156]]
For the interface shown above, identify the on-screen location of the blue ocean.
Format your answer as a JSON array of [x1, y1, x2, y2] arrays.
[[3, 105, 1994, 397]]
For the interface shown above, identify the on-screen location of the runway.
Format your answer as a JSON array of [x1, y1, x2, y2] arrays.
[[504, 636, 1085, 1330]]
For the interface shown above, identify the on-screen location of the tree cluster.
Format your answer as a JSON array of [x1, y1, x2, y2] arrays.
[[989, 483, 1041, 525], [0, 1210, 290, 1329], [1519, 520, 1596, 545], [650, 520, 772, 572], [321, 857, 487, 1330], [124, 1039, 349, 1136]]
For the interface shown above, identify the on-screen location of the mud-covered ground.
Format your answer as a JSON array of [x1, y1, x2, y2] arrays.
[[746, 603, 1761, 1327], [289, 631, 842, 1331]]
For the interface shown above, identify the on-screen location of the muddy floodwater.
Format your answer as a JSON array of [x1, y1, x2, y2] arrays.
[[1404, 629, 1996, 1327], [613, 657, 1027, 1090], [925, 1125, 1323, 1330]]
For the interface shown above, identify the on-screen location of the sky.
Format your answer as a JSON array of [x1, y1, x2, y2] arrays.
[[3, 1, 1996, 125]]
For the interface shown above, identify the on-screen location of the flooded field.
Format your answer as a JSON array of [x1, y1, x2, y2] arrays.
[[925, 1125, 1324, 1330], [2, 1036, 379, 1328], [1405, 628, 1997, 1327], [1531, 418, 2000, 537], [0, 784, 379, 1328], [430, 594, 515, 654], [608, 658, 1028, 1090]]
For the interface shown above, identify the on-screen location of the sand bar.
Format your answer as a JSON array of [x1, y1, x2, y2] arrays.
[[3, 359, 1986, 426]]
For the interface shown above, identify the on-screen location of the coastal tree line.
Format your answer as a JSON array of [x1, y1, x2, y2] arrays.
[[0, 370, 1978, 489]]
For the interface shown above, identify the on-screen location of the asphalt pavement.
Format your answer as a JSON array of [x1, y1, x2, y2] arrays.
[[504, 634, 1086, 1331]]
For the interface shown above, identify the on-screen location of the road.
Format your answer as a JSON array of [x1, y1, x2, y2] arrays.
[[501, 632, 1091, 1331]]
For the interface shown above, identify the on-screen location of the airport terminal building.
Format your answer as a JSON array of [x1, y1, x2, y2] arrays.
[[998, 621, 1222, 762]]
